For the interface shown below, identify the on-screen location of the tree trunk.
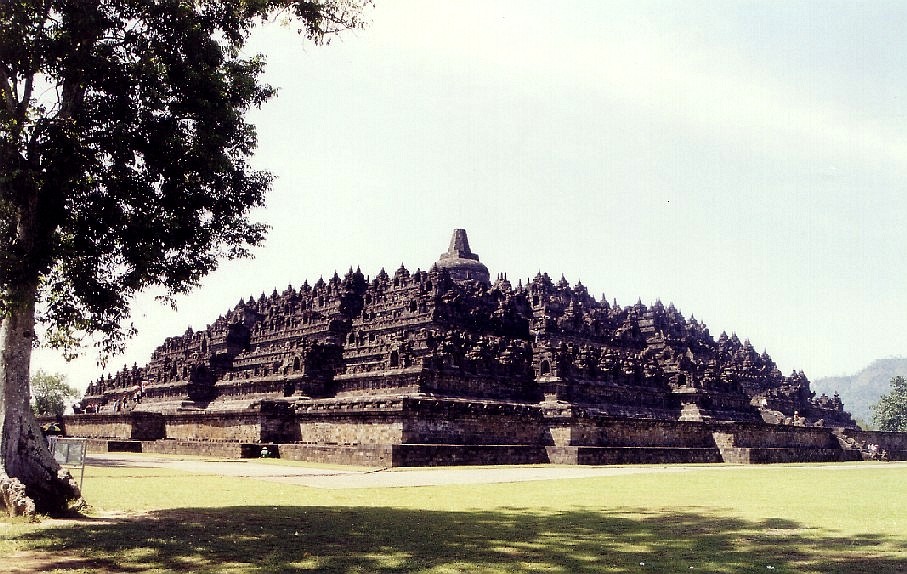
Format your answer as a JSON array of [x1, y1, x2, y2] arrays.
[[0, 294, 80, 517]]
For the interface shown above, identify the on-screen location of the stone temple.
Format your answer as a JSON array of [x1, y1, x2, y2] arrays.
[[66, 229, 901, 465]]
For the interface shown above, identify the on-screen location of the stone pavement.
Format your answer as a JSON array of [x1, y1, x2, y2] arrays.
[[87, 453, 904, 489], [87, 452, 694, 489]]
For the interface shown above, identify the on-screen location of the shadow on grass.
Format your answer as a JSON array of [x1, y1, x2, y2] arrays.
[[84, 457, 159, 469], [13, 505, 907, 573]]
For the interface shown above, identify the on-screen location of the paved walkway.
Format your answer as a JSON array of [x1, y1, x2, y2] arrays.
[[86, 452, 905, 490]]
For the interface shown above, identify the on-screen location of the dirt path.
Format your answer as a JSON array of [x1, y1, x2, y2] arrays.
[[3, 550, 128, 574], [87, 453, 906, 489]]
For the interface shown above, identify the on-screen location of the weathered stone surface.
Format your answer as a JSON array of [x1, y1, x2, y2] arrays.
[[66, 229, 884, 466], [0, 473, 36, 519], [838, 429, 907, 461]]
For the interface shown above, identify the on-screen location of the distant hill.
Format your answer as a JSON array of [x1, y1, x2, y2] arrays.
[[812, 357, 907, 427]]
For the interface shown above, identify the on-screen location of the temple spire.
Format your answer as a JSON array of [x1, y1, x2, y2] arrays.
[[442, 228, 479, 262], [435, 228, 489, 284]]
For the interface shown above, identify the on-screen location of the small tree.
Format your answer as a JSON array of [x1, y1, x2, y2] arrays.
[[870, 376, 907, 432], [30, 370, 79, 417]]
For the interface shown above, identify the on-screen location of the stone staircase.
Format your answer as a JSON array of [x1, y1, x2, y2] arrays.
[[711, 427, 861, 463]]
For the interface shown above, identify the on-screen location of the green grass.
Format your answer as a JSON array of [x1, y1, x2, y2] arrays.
[[2, 461, 906, 573]]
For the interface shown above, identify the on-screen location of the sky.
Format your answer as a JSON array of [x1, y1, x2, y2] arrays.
[[32, 0, 907, 395]]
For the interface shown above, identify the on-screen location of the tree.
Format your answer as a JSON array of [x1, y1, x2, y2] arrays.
[[870, 376, 907, 432], [0, 0, 368, 517], [30, 370, 79, 417]]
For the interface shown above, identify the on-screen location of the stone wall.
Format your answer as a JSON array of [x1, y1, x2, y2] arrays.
[[559, 379, 673, 415], [298, 420, 404, 445], [418, 371, 531, 401], [391, 444, 548, 466], [64, 413, 164, 440], [332, 369, 423, 397], [142, 440, 260, 458], [62, 396, 868, 467], [163, 412, 265, 443], [713, 422, 840, 449], [731, 447, 857, 464], [841, 429, 907, 460], [294, 398, 406, 445], [547, 446, 722, 465], [400, 398, 547, 445], [294, 396, 550, 448], [249, 442, 549, 468], [63, 414, 131, 439], [712, 422, 856, 463], [552, 417, 719, 448], [279, 443, 394, 466]]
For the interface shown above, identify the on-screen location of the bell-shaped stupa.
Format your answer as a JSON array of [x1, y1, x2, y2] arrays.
[[434, 228, 490, 284]]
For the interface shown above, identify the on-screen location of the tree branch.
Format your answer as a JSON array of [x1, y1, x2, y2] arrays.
[[18, 74, 34, 121], [0, 68, 15, 116], [15, 0, 53, 121]]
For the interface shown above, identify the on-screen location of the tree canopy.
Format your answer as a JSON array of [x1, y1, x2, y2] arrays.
[[30, 369, 79, 417], [870, 375, 907, 432], [0, 0, 368, 517], [1, 0, 368, 355]]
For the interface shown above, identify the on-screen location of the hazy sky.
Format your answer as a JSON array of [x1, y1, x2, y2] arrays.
[[34, 1, 907, 391]]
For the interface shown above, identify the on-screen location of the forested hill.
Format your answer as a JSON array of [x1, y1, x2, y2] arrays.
[[812, 357, 907, 426]]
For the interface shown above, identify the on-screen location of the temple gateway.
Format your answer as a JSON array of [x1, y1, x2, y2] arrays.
[[66, 229, 901, 465]]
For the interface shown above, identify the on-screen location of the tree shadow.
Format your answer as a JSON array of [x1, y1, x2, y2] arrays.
[[83, 456, 151, 469], [13, 505, 907, 573]]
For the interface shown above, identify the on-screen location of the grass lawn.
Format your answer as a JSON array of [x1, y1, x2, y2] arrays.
[[1, 460, 905, 573]]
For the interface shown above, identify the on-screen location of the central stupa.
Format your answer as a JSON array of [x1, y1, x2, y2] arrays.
[[434, 228, 490, 284]]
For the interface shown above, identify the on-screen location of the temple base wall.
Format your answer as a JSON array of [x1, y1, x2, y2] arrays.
[[63, 395, 889, 467], [712, 423, 862, 463], [839, 429, 907, 460], [279, 443, 394, 466], [391, 444, 549, 466], [718, 447, 861, 464], [400, 398, 547, 445], [64, 413, 164, 441], [546, 446, 722, 465], [712, 422, 840, 450], [163, 412, 265, 443], [549, 417, 719, 448], [294, 398, 406, 445]]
